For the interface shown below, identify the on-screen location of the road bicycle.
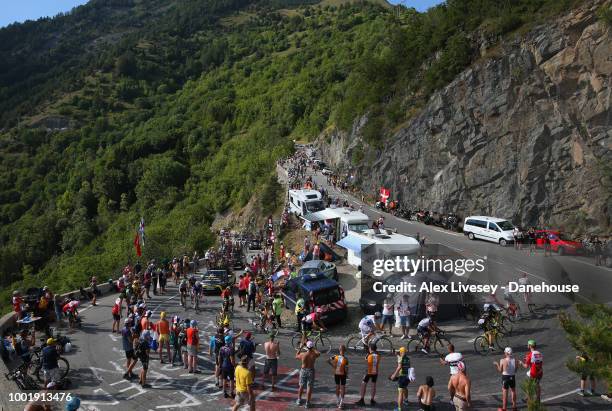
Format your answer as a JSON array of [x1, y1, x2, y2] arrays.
[[29, 346, 70, 383], [5, 362, 39, 391], [473, 326, 508, 355], [291, 330, 332, 354], [346, 332, 395, 356], [407, 328, 452, 356]]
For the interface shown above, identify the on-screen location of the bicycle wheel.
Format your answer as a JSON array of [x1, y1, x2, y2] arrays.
[[291, 334, 304, 351], [434, 336, 452, 356], [346, 335, 366, 352], [473, 336, 489, 356], [407, 337, 424, 353], [499, 317, 513, 334], [373, 336, 395, 356], [494, 332, 508, 350], [316, 336, 332, 354]]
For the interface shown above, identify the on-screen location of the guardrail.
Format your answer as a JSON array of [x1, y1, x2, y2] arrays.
[[0, 280, 115, 405]]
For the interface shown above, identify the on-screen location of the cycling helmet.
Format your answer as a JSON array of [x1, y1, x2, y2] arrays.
[[223, 319, 230, 326], [12, 290, 19, 296], [374, 311, 382, 318], [195, 281, 201, 287], [172, 315, 180, 324], [124, 318, 131, 324], [47, 338, 56, 346], [224, 335, 232, 344], [145, 310, 152, 317], [365, 319, 374, 327], [316, 307, 323, 314], [527, 339, 536, 346], [190, 320, 198, 327]]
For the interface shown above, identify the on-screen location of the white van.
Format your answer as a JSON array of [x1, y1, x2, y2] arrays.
[[463, 216, 515, 246], [288, 189, 325, 217]]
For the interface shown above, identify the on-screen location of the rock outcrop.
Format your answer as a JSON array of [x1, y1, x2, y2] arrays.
[[319, 0, 611, 232]]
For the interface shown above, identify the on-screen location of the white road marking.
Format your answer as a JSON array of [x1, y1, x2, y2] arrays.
[[256, 369, 299, 400], [570, 258, 612, 271], [434, 228, 461, 236], [542, 388, 580, 402]]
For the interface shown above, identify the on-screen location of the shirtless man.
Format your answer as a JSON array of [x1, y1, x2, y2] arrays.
[[296, 340, 320, 408], [494, 347, 517, 411], [263, 333, 281, 390], [448, 361, 471, 410], [417, 376, 436, 411]]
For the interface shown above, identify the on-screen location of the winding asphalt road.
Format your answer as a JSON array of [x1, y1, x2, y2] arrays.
[[9, 168, 611, 411]]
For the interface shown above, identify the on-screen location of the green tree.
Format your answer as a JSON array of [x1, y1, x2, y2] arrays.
[[559, 305, 612, 391]]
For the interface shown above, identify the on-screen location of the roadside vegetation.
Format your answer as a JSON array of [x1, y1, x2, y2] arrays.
[[0, 0, 586, 311]]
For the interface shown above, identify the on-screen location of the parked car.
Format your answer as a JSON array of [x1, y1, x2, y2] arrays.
[[322, 168, 333, 176], [534, 230, 584, 255], [200, 269, 236, 294], [282, 273, 347, 325], [298, 259, 338, 281], [463, 216, 515, 246]]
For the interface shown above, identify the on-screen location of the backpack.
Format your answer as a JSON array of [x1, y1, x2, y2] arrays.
[[529, 351, 543, 378], [214, 335, 224, 356], [178, 329, 187, 347]]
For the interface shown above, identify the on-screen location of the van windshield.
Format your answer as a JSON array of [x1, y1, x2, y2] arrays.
[[348, 223, 369, 233], [497, 220, 514, 231], [305, 200, 325, 213], [313, 287, 341, 305]]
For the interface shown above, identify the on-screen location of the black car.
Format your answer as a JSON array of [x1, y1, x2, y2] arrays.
[[200, 269, 236, 294]]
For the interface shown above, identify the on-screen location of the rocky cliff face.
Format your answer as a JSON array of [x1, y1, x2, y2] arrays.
[[319, 0, 611, 232]]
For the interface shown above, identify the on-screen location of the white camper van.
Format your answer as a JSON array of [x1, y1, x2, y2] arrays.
[[326, 207, 370, 238], [463, 216, 515, 246], [288, 189, 325, 217]]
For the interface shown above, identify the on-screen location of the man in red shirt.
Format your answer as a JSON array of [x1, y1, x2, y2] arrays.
[[186, 320, 200, 373], [238, 275, 247, 307], [519, 339, 543, 403], [12, 291, 24, 319]]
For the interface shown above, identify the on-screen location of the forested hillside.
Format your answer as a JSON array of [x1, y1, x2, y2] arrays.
[[0, 0, 589, 309]]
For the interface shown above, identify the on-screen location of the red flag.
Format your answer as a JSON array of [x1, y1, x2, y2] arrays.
[[379, 187, 390, 203], [134, 232, 142, 257]]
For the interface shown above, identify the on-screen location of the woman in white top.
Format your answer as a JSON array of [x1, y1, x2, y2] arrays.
[[382, 295, 395, 335], [397, 295, 411, 339]]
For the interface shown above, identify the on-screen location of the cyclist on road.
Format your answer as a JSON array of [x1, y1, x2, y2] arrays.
[[478, 311, 497, 351], [179, 279, 188, 307], [494, 347, 517, 411], [301, 308, 326, 348], [416, 316, 436, 354], [358, 312, 382, 346], [356, 343, 380, 406]]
